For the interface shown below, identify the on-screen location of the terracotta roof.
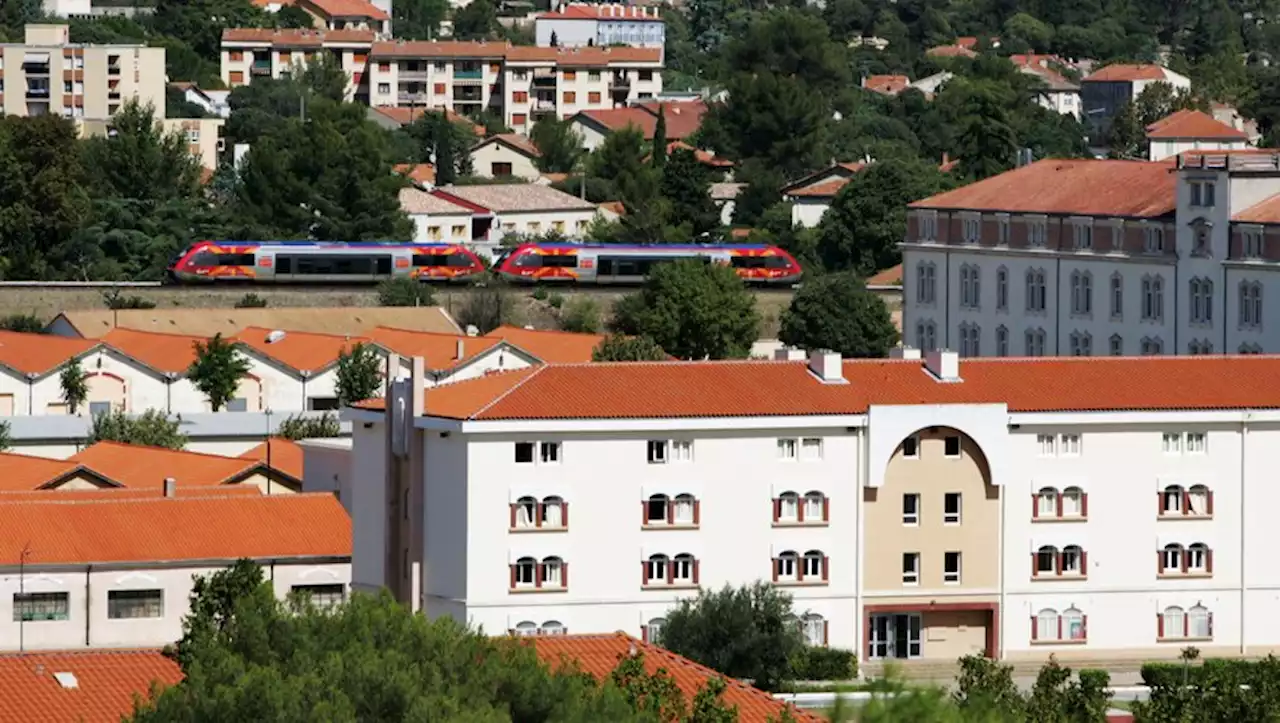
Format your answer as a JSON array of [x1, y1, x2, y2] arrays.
[[548, 46, 662, 66], [485, 325, 604, 363], [0, 453, 112, 492], [867, 263, 903, 286], [1019, 64, 1078, 91], [863, 74, 910, 95], [221, 27, 375, 45], [0, 330, 97, 376], [52, 307, 461, 338], [371, 40, 510, 58], [537, 4, 663, 21], [529, 633, 821, 723], [1084, 63, 1169, 82], [1146, 109, 1248, 140], [1233, 192, 1280, 222], [400, 186, 473, 215], [476, 133, 542, 158], [302, 0, 389, 19], [781, 162, 869, 197], [0, 650, 181, 723], [0, 486, 263, 502], [650, 141, 733, 167], [233, 326, 366, 374], [395, 162, 437, 186], [0, 492, 350, 566], [356, 355, 1280, 420], [366, 326, 503, 370], [101, 327, 203, 375], [372, 106, 485, 136], [910, 158, 1176, 217], [598, 200, 626, 216], [240, 438, 305, 479], [927, 44, 977, 58], [575, 101, 705, 140], [435, 184, 597, 212], [786, 177, 852, 198], [68, 442, 299, 490]]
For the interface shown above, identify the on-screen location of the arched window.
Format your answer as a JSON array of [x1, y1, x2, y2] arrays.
[[1187, 485, 1211, 516], [1061, 545, 1084, 575], [775, 550, 799, 581], [1062, 607, 1085, 640], [646, 554, 669, 584], [541, 495, 564, 527], [777, 492, 799, 522], [1188, 605, 1212, 638], [1037, 608, 1059, 641], [802, 613, 827, 646], [646, 494, 670, 525], [1037, 487, 1059, 518], [803, 491, 826, 522], [541, 556, 564, 587], [514, 496, 537, 528], [1161, 485, 1184, 515], [802, 550, 826, 581], [540, 620, 566, 636], [1036, 545, 1058, 575], [673, 553, 697, 583], [1061, 487, 1084, 517], [673, 494, 697, 525], [514, 621, 538, 636], [1162, 606, 1184, 639], [645, 617, 666, 644], [996, 267, 1009, 310], [1162, 544, 1184, 573], [1188, 543, 1210, 573], [514, 556, 538, 587]]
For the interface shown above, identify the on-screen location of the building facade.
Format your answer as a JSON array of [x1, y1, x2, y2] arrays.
[[1080, 64, 1191, 138], [343, 350, 1280, 663], [901, 151, 1280, 357], [1, 24, 165, 120], [534, 4, 665, 51]]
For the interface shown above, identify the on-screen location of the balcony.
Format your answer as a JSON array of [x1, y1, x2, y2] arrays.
[[26, 85, 50, 98], [22, 62, 50, 76], [609, 74, 631, 89], [453, 87, 483, 103], [398, 92, 429, 104], [453, 68, 483, 83], [532, 69, 557, 87], [534, 99, 556, 111], [107, 56, 120, 75], [250, 61, 272, 76]]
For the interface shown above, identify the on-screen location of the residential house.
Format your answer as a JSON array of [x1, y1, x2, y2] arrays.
[[1145, 109, 1250, 161], [401, 187, 480, 245], [862, 74, 910, 96], [159, 117, 226, 170], [345, 348, 1280, 663], [710, 182, 745, 226], [395, 162, 437, 188], [240, 437, 306, 479], [470, 134, 544, 181], [0, 490, 349, 650], [294, 0, 391, 37], [647, 141, 732, 174], [1, 24, 165, 121], [1080, 64, 1191, 137], [908, 71, 954, 98], [169, 81, 231, 118], [403, 184, 600, 253], [781, 161, 870, 228], [65, 441, 304, 493], [1011, 55, 1080, 119], [534, 4, 665, 51], [368, 105, 485, 137], [220, 28, 376, 103], [568, 99, 705, 151], [1211, 103, 1261, 144]]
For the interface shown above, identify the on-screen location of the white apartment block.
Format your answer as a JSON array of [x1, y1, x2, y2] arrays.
[[343, 350, 1280, 662], [221, 28, 376, 103], [902, 151, 1280, 358], [534, 4, 665, 51], [1, 24, 165, 120]]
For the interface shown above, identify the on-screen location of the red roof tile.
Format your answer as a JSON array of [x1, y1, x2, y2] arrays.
[[69, 442, 300, 490], [1146, 109, 1248, 140], [357, 355, 1280, 419], [366, 326, 503, 370], [863, 74, 910, 95], [785, 177, 852, 198], [0, 492, 349, 565], [485, 325, 604, 363], [530, 633, 821, 723], [233, 325, 367, 373], [395, 162, 437, 185], [576, 101, 705, 140], [301, 0, 388, 19], [910, 158, 1176, 217], [0, 486, 263, 502], [648, 141, 733, 168], [0, 453, 113, 491], [0, 330, 97, 377], [927, 44, 977, 58], [867, 264, 903, 286], [372, 40, 509, 58], [1084, 63, 1169, 82], [1234, 192, 1280, 222], [239, 437, 305, 479], [374, 106, 485, 135], [101, 327, 203, 375], [221, 27, 374, 45], [0, 650, 181, 723], [478, 133, 542, 158]]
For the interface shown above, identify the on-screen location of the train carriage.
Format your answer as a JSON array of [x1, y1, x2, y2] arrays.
[[167, 241, 487, 284], [494, 243, 802, 285]]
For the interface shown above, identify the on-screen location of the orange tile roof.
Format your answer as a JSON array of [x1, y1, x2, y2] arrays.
[[598, 200, 626, 216], [485, 325, 604, 363], [867, 263, 903, 286], [357, 355, 1280, 420], [479, 133, 542, 158], [649, 141, 733, 168], [233, 326, 367, 374], [864, 74, 910, 95], [1234, 192, 1280, 222], [1146, 109, 1248, 140], [0, 330, 98, 376], [371, 40, 511, 58], [101, 327, 204, 375], [69, 442, 298, 490], [0, 493, 350, 565], [1084, 63, 1169, 82], [374, 106, 485, 135], [222, 27, 375, 45], [0, 453, 113, 492], [910, 158, 1176, 217], [0, 650, 181, 723], [366, 326, 503, 370], [302, 0, 389, 19], [0, 486, 263, 502], [785, 177, 852, 198], [395, 162, 437, 185], [529, 633, 821, 723], [927, 44, 977, 58], [240, 437, 305, 479], [576, 101, 705, 140]]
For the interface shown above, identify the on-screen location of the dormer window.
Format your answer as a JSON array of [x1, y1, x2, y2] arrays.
[[1243, 228, 1264, 259], [1072, 221, 1093, 250], [1189, 180, 1216, 208], [962, 217, 981, 244]]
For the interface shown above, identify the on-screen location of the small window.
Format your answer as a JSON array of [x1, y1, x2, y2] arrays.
[[671, 440, 693, 462], [1060, 434, 1081, 456], [902, 552, 920, 585], [539, 442, 560, 464], [515, 442, 535, 464], [647, 440, 668, 464], [13, 592, 69, 622], [777, 492, 799, 522], [944, 493, 961, 524], [944, 552, 961, 584], [107, 589, 163, 619], [944, 436, 961, 458], [308, 397, 340, 411], [1162, 433, 1181, 454], [225, 398, 248, 412], [290, 584, 345, 609], [902, 436, 919, 458], [902, 493, 919, 525], [777, 438, 797, 460], [646, 494, 669, 525], [88, 400, 112, 417], [801, 438, 823, 461], [1037, 434, 1056, 456], [1186, 433, 1206, 454]]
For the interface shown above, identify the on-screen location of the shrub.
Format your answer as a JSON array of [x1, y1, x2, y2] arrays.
[[1140, 662, 1205, 687], [531, 286, 549, 301], [276, 412, 342, 440], [790, 647, 857, 681], [558, 296, 600, 333], [377, 277, 436, 307], [548, 292, 565, 309], [102, 288, 156, 309], [0, 313, 45, 333], [235, 293, 268, 308]]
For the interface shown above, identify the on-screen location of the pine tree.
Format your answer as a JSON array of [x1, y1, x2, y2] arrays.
[[60, 357, 89, 415], [187, 334, 252, 412], [652, 104, 668, 170], [335, 342, 384, 406]]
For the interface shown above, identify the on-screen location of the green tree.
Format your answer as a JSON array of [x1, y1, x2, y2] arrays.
[[612, 260, 760, 360], [274, 4, 314, 28], [276, 412, 342, 440], [661, 147, 721, 240], [652, 105, 668, 169], [0, 420, 11, 452], [592, 334, 669, 361], [395, 0, 449, 39], [1003, 13, 1054, 52], [0, 115, 90, 280], [151, 0, 269, 64], [87, 409, 188, 449], [952, 654, 1025, 719], [458, 281, 519, 334], [530, 116, 585, 174], [1106, 100, 1145, 159], [335, 342, 384, 406], [559, 296, 603, 333], [187, 334, 251, 412], [404, 110, 476, 184], [700, 71, 832, 182], [0, 314, 45, 333], [816, 159, 949, 275], [377, 276, 436, 306], [452, 0, 499, 40], [953, 86, 1020, 180], [60, 358, 90, 415], [779, 272, 898, 358], [590, 126, 667, 242], [660, 582, 805, 692]]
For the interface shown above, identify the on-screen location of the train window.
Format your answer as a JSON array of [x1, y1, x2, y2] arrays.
[[215, 253, 256, 266], [293, 256, 375, 275], [376, 256, 392, 275], [277, 256, 294, 274], [449, 253, 474, 267], [413, 254, 445, 267], [766, 256, 790, 269], [731, 257, 768, 269], [598, 258, 613, 275], [542, 255, 578, 268], [513, 254, 542, 268], [190, 251, 218, 267]]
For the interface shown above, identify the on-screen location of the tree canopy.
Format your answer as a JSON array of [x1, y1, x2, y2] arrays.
[[612, 260, 760, 360], [187, 334, 251, 412], [779, 272, 900, 358]]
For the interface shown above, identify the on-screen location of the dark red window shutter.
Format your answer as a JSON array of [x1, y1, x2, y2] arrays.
[[509, 564, 516, 589], [822, 555, 830, 582], [693, 559, 700, 585], [823, 497, 830, 522], [693, 500, 701, 525], [1031, 615, 1038, 641], [561, 562, 569, 588], [509, 504, 516, 529], [773, 498, 781, 522], [561, 501, 569, 527]]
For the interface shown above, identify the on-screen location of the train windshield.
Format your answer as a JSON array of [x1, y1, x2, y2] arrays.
[[167, 247, 193, 268]]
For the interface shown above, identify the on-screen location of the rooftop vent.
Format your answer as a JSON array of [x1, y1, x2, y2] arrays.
[[925, 349, 961, 382], [890, 346, 922, 360], [53, 672, 78, 689], [163, 477, 176, 498], [266, 330, 286, 344], [465, 325, 479, 337], [808, 350, 846, 384], [455, 339, 465, 360], [773, 347, 806, 361]]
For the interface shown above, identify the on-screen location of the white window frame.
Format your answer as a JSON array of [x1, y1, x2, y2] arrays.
[[902, 552, 920, 585], [1060, 434, 1081, 456], [1243, 228, 1264, 259], [539, 441, 561, 465], [996, 325, 1009, 356], [943, 551, 961, 584], [996, 266, 1009, 311], [943, 492, 961, 524], [800, 437, 823, 461], [777, 438, 798, 460], [902, 493, 920, 526], [647, 440, 668, 464]]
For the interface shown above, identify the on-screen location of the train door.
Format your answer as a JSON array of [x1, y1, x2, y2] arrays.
[[375, 255, 394, 279]]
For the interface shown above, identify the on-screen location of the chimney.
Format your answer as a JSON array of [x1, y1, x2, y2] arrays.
[[163, 477, 176, 497], [455, 339, 465, 360], [465, 324, 479, 337], [773, 347, 807, 361], [807, 350, 846, 384], [925, 349, 961, 382], [890, 346, 922, 360]]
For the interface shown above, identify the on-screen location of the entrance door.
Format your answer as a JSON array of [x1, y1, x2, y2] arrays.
[[869, 613, 922, 659]]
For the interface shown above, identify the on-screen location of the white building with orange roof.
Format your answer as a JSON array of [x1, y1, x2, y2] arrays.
[[1146, 109, 1251, 161], [220, 28, 376, 102], [344, 349, 1280, 665], [1080, 63, 1191, 137], [0, 490, 349, 650], [901, 150, 1280, 357], [534, 4, 665, 51]]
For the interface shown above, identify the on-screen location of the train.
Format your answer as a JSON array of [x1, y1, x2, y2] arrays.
[[165, 240, 804, 286]]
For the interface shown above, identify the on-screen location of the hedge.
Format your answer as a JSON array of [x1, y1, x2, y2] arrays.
[[790, 647, 858, 681]]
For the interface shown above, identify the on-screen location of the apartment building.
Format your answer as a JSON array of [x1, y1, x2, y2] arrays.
[[343, 349, 1280, 663], [534, 4, 666, 51], [901, 150, 1280, 357], [0, 490, 350, 651], [1080, 63, 1190, 137], [220, 28, 376, 103], [1145, 109, 1250, 162], [1, 24, 164, 120]]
